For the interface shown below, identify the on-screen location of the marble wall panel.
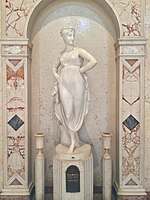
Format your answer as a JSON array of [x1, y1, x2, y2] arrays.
[[4, 0, 143, 38], [109, 0, 142, 36], [5, 0, 37, 37]]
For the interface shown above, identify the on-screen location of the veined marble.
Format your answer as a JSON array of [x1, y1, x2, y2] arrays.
[[0, 0, 150, 199], [4, 0, 143, 38]]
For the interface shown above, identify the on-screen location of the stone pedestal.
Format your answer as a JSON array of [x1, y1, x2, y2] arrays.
[[102, 158, 112, 200], [35, 133, 45, 200], [102, 133, 112, 200], [53, 144, 93, 200]]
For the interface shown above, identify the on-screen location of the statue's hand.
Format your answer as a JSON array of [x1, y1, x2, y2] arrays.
[[80, 68, 84, 74], [55, 73, 60, 81], [52, 82, 58, 96]]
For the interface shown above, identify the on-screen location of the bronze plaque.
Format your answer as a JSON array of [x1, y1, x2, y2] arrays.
[[66, 165, 80, 193]]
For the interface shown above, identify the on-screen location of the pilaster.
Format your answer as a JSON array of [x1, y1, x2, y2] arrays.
[[0, 38, 33, 198], [115, 38, 147, 199]]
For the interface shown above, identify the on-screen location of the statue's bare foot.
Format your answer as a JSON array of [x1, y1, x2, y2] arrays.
[[67, 143, 75, 154]]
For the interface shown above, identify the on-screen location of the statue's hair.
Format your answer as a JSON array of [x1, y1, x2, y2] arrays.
[[60, 26, 75, 37]]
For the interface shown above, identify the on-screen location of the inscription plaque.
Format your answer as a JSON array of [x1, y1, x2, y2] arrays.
[[66, 165, 80, 193]]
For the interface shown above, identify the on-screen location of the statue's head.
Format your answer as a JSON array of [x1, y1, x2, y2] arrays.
[[60, 26, 75, 45]]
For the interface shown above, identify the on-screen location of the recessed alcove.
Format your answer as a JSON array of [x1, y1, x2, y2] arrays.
[[30, 1, 117, 188]]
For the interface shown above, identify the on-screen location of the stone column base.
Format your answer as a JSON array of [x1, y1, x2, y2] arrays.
[[117, 195, 147, 200], [0, 183, 35, 200], [0, 196, 32, 200], [113, 182, 147, 200]]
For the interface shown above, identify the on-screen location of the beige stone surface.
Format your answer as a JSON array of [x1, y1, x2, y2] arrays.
[[0, 0, 150, 196], [31, 2, 116, 187]]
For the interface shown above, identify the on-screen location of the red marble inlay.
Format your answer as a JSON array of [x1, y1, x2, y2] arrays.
[[7, 134, 25, 179], [122, 3, 141, 36], [7, 97, 25, 112], [125, 59, 138, 66], [125, 179, 137, 186], [7, 66, 24, 90], [122, 124, 140, 180], [122, 65, 140, 81], [11, 179, 22, 185], [8, 59, 22, 66]]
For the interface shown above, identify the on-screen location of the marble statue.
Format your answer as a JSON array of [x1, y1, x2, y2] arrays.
[[52, 26, 97, 153]]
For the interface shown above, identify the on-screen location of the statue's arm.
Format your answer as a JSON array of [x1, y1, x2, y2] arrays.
[[53, 58, 61, 81], [78, 48, 97, 73]]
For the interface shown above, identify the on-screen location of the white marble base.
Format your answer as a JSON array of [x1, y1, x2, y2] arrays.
[[53, 144, 93, 200]]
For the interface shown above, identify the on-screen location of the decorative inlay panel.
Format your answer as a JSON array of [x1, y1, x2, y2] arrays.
[[8, 59, 22, 66], [123, 115, 139, 131], [7, 133, 25, 179], [125, 179, 137, 186], [121, 58, 141, 183], [4, 56, 26, 186], [3, 45, 25, 54], [7, 65, 24, 90], [1, 40, 33, 196], [8, 115, 24, 131], [11, 179, 22, 185], [122, 124, 140, 180]]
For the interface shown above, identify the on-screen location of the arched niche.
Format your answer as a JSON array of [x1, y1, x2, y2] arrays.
[[25, 0, 121, 39], [26, 0, 121, 188]]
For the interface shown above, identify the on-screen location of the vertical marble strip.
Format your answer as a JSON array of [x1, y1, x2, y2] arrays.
[[122, 59, 141, 183], [0, 30, 3, 191], [114, 39, 147, 197], [1, 40, 33, 196], [84, 155, 93, 200], [6, 59, 25, 184]]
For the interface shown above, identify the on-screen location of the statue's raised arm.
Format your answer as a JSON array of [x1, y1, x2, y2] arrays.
[[78, 48, 97, 73]]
